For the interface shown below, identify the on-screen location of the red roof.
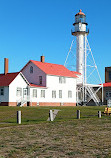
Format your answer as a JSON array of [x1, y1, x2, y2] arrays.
[[22, 60, 78, 78], [75, 9, 85, 16], [71, 71, 81, 75], [0, 72, 19, 86], [30, 83, 46, 88], [103, 82, 111, 87]]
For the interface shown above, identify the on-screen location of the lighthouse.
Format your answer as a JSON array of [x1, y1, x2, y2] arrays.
[[65, 10, 103, 105], [72, 9, 89, 84]]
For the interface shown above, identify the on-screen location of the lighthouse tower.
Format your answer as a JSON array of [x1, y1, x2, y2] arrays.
[[72, 9, 89, 84], [65, 10, 103, 105]]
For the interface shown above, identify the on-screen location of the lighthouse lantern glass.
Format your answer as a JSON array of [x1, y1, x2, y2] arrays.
[[75, 15, 86, 23]]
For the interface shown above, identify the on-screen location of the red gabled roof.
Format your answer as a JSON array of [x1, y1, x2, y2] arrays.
[[71, 71, 81, 75], [22, 60, 78, 78], [30, 83, 46, 88], [0, 72, 19, 87], [103, 82, 111, 87]]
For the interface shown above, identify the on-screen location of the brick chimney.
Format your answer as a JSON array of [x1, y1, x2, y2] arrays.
[[4, 58, 8, 75], [40, 56, 45, 63]]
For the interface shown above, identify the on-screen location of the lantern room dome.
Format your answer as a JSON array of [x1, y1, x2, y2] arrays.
[[75, 9, 85, 16]]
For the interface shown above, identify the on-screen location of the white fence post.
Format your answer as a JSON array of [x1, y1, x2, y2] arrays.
[[49, 110, 54, 121], [98, 111, 101, 118], [17, 111, 21, 124], [77, 110, 80, 119]]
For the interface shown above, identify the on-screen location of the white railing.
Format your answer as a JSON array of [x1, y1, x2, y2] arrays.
[[17, 96, 30, 107]]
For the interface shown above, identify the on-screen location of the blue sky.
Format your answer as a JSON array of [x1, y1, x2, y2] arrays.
[[0, 0, 110, 83]]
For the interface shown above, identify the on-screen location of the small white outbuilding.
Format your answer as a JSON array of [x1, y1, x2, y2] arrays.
[[0, 72, 29, 106]]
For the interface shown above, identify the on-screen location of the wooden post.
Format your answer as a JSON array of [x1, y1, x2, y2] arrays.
[[77, 110, 80, 119], [17, 111, 21, 124], [49, 110, 54, 121], [98, 111, 101, 118]]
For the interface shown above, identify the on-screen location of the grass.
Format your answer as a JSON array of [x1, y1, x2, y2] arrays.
[[0, 106, 111, 157], [0, 106, 108, 125]]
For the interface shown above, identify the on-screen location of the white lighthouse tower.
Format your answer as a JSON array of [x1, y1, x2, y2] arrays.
[[72, 9, 89, 84], [64, 9, 103, 105]]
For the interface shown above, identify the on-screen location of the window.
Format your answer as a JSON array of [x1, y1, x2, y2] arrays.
[[106, 92, 108, 98], [52, 90, 56, 98], [30, 66, 33, 73], [109, 71, 111, 80], [16, 88, 22, 96], [59, 77, 66, 84], [59, 90, 62, 98], [0, 88, 4, 95], [41, 90, 45, 98], [106, 91, 111, 98], [33, 89, 37, 98], [39, 76, 42, 85], [109, 92, 111, 98], [68, 91, 72, 98], [59, 77, 62, 83], [63, 77, 66, 83]]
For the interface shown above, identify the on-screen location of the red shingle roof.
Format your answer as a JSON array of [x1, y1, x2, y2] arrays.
[[0, 72, 19, 86], [71, 71, 81, 75], [103, 82, 111, 87], [30, 60, 78, 78], [30, 83, 46, 88]]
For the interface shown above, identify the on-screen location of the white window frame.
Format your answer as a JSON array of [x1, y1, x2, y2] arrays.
[[59, 90, 62, 98], [59, 77, 66, 84], [68, 90, 72, 98], [33, 89, 37, 98], [41, 90, 45, 98], [63, 77, 66, 83], [52, 90, 56, 98], [16, 87, 22, 97], [59, 77, 62, 83]]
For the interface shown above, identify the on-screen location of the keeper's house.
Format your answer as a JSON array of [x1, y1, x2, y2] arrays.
[[0, 57, 78, 106], [102, 67, 111, 104]]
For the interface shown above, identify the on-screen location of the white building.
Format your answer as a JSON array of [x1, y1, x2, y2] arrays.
[[0, 57, 78, 106], [0, 71, 29, 106], [21, 56, 77, 106]]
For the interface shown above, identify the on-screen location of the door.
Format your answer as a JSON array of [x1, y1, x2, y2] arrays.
[[23, 88, 27, 100]]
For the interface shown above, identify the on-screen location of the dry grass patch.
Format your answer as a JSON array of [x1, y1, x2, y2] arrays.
[[0, 119, 111, 157], [0, 106, 111, 157]]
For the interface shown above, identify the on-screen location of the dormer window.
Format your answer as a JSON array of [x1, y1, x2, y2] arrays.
[[59, 77, 66, 84], [30, 66, 33, 73]]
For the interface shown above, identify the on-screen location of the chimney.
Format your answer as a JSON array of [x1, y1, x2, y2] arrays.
[[40, 56, 45, 63], [4, 58, 8, 75]]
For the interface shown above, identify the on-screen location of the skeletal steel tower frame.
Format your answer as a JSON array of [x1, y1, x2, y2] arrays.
[[64, 10, 103, 105]]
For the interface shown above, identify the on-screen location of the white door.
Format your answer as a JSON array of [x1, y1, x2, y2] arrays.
[[23, 88, 27, 100]]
